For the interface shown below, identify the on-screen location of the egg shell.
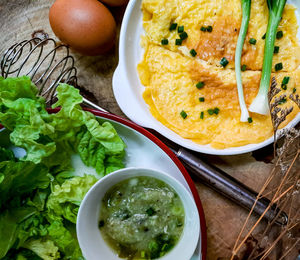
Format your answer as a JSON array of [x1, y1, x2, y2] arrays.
[[100, 0, 129, 7], [49, 0, 116, 56]]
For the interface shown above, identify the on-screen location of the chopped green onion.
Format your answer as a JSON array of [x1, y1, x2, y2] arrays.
[[275, 62, 283, 71], [292, 88, 296, 93], [190, 49, 197, 57], [180, 110, 187, 119], [161, 39, 169, 45], [170, 23, 177, 31], [199, 97, 205, 102], [178, 25, 184, 33], [196, 81, 205, 89], [282, 76, 290, 85], [175, 39, 182, 45], [206, 25, 213, 32], [241, 64, 247, 71], [200, 111, 204, 119], [207, 109, 214, 115], [141, 251, 146, 258], [262, 33, 266, 39], [146, 207, 156, 216], [247, 117, 253, 123], [179, 32, 188, 40], [249, 38, 257, 45], [220, 57, 229, 67], [276, 30, 283, 39], [201, 26, 213, 32], [281, 84, 287, 90], [208, 108, 220, 115], [274, 46, 280, 54], [214, 107, 220, 115]]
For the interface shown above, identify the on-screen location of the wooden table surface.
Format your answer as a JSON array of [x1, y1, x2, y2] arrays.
[[0, 1, 281, 259]]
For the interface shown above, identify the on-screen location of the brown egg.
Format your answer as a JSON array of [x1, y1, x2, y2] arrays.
[[100, 0, 129, 7], [49, 0, 116, 56]]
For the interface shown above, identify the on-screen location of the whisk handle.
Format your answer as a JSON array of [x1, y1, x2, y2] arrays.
[[174, 147, 288, 226]]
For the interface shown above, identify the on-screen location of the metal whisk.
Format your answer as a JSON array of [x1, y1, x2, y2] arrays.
[[0, 37, 105, 111], [0, 37, 288, 226]]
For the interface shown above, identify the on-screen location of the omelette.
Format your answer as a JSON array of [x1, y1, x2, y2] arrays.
[[138, 0, 300, 149]]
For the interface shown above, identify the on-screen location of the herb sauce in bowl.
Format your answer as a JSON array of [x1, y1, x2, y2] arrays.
[[99, 176, 185, 259]]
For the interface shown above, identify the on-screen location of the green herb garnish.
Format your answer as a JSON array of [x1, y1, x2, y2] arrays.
[[247, 117, 253, 123], [276, 30, 283, 39], [220, 57, 229, 67], [175, 39, 182, 45], [180, 110, 187, 119], [282, 76, 290, 85], [161, 39, 169, 45], [146, 207, 156, 216], [199, 97, 205, 102], [179, 32, 188, 40], [206, 25, 213, 32], [275, 62, 283, 71], [190, 49, 197, 57], [208, 108, 220, 115], [170, 23, 177, 31], [274, 46, 280, 54], [178, 25, 184, 33], [196, 81, 205, 89], [200, 111, 204, 119], [241, 64, 247, 71], [249, 38, 257, 45]]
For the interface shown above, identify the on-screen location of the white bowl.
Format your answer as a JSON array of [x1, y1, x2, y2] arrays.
[[77, 167, 200, 260], [112, 0, 300, 155]]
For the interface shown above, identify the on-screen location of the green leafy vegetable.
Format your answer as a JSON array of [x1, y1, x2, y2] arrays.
[[0, 161, 50, 208], [0, 208, 37, 258], [234, 0, 251, 122], [22, 239, 60, 260], [0, 76, 126, 259], [249, 0, 287, 115], [47, 175, 98, 224]]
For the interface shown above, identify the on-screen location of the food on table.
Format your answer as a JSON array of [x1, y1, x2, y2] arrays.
[[235, 0, 251, 122], [99, 176, 185, 259], [138, 0, 300, 149], [249, 0, 288, 115], [101, 0, 129, 7], [0, 76, 126, 259], [49, 0, 116, 55]]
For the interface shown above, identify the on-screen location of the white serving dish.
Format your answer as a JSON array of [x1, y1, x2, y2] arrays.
[[77, 167, 200, 260], [112, 0, 300, 155], [0, 110, 206, 260]]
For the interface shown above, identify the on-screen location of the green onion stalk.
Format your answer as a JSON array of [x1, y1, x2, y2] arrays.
[[249, 0, 287, 115], [235, 0, 251, 122]]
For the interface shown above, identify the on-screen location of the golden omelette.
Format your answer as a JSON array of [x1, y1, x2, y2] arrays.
[[137, 0, 300, 149]]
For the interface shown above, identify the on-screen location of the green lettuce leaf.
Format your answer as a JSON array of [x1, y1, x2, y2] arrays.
[[0, 208, 37, 258], [22, 239, 60, 260], [0, 161, 50, 208], [47, 175, 98, 224], [0, 147, 15, 162], [47, 220, 83, 259]]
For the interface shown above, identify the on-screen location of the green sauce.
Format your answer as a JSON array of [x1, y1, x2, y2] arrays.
[[99, 176, 185, 259]]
